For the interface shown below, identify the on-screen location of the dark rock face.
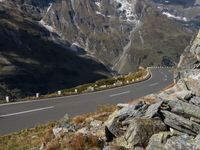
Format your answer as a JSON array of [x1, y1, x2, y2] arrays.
[[0, 4, 110, 98]]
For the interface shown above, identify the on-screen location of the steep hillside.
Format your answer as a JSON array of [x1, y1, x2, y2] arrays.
[[178, 31, 200, 68], [39, 0, 194, 74], [0, 4, 110, 99], [5, 0, 194, 73]]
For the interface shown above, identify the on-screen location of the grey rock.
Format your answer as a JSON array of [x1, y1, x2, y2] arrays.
[[164, 134, 197, 150], [190, 117, 200, 124], [144, 101, 163, 118], [178, 30, 200, 69], [166, 100, 200, 120], [61, 113, 70, 124], [105, 102, 149, 139], [176, 69, 200, 97], [169, 128, 185, 136], [190, 97, 200, 106], [76, 127, 89, 135], [52, 127, 68, 138], [195, 134, 200, 150], [146, 132, 172, 150], [175, 90, 193, 101], [124, 118, 167, 148], [162, 110, 200, 136], [90, 120, 102, 128]]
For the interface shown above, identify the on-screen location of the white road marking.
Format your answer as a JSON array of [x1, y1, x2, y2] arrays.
[[109, 91, 130, 97], [149, 82, 158, 87], [164, 78, 168, 81], [0, 106, 54, 118]]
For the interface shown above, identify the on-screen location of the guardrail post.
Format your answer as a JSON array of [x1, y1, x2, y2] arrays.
[[75, 89, 78, 93], [6, 96, 9, 103], [58, 90, 61, 95], [36, 93, 40, 98]]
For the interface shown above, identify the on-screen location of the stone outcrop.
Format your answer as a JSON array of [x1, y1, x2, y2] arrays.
[[178, 31, 200, 69], [124, 118, 167, 148]]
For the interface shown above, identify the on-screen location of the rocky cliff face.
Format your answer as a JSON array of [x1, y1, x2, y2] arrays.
[[0, 3, 110, 99], [178, 31, 200, 69], [176, 30, 200, 97]]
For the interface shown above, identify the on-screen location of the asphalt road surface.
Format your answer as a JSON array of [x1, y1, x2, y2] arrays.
[[0, 68, 173, 135]]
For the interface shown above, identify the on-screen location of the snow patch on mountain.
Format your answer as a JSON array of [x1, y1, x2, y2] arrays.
[[96, 11, 106, 17], [162, 12, 188, 22], [47, 3, 53, 13], [95, 2, 101, 8], [114, 0, 137, 21], [39, 20, 55, 32]]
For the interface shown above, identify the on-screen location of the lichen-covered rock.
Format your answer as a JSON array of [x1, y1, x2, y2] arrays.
[[190, 97, 200, 106], [176, 90, 193, 101], [178, 30, 200, 69], [164, 134, 198, 150], [124, 118, 167, 148], [162, 110, 200, 136], [176, 69, 200, 97], [166, 100, 200, 120], [195, 134, 200, 150], [89, 120, 105, 138], [144, 101, 163, 118], [104, 102, 149, 139], [146, 132, 172, 150], [76, 127, 89, 135]]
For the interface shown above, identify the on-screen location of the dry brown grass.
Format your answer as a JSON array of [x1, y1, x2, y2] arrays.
[[73, 104, 117, 124], [43, 128, 55, 144], [129, 96, 158, 106], [0, 105, 116, 150], [0, 122, 56, 150], [45, 138, 61, 150], [61, 133, 102, 150]]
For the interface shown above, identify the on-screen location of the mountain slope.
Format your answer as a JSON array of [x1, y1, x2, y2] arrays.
[[34, 0, 194, 73], [0, 4, 110, 99]]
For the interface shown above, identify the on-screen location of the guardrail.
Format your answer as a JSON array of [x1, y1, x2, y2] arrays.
[[24, 68, 151, 101], [1, 66, 172, 103]]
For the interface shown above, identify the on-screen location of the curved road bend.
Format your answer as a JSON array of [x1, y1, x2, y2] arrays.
[[0, 68, 173, 135]]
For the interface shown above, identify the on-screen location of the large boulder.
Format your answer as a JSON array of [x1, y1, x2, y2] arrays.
[[176, 70, 200, 97], [147, 133, 200, 150], [166, 100, 200, 120], [124, 118, 167, 148], [190, 97, 200, 106], [105, 102, 149, 140], [146, 132, 172, 150], [164, 134, 199, 150], [178, 30, 200, 69], [144, 101, 163, 118], [162, 110, 200, 136]]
